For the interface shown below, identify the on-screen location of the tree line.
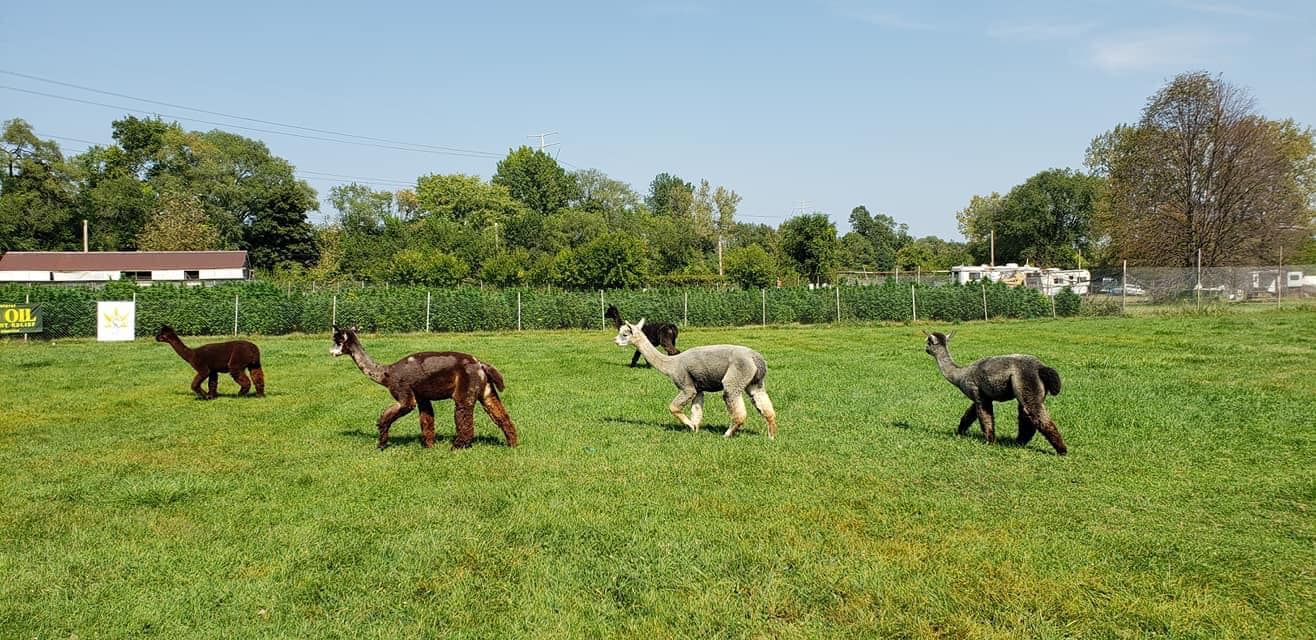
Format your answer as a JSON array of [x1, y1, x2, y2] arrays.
[[3, 71, 1313, 290]]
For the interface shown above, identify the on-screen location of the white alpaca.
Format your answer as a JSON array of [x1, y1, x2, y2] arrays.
[[615, 319, 778, 439]]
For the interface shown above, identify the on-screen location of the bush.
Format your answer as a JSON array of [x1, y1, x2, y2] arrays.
[[1, 279, 1081, 337]]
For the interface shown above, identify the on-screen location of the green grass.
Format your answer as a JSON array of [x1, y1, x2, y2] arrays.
[[2, 312, 1314, 639]]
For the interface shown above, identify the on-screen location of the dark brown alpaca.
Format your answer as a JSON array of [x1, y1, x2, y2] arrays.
[[605, 304, 679, 367], [330, 326, 517, 450], [155, 325, 265, 399], [924, 331, 1068, 455]]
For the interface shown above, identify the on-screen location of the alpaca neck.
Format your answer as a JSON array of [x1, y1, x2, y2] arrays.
[[165, 336, 195, 364], [631, 330, 679, 378], [347, 342, 389, 385], [933, 348, 967, 387]]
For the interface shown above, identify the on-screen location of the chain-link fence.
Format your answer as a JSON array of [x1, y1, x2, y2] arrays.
[[1, 278, 1088, 340], [1088, 264, 1316, 306]]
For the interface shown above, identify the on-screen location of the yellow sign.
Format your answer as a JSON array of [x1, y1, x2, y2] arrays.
[[0, 304, 43, 334]]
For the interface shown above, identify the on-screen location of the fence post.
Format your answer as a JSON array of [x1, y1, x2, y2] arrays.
[[600, 290, 605, 330], [761, 288, 766, 326], [1278, 247, 1283, 309], [425, 291, 431, 333], [233, 294, 239, 336], [332, 295, 337, 327], [24, 292, 29, 343], [684, 290, 689, 327], [517, 291, 522, 331], [981, 280, 989, 321], [835, 285, 841, 323], [1051, 293, 1056, 318], [911, 284, 917, 323], [1196, 248, 1202, 309], [1122, 260, 1127, 314]]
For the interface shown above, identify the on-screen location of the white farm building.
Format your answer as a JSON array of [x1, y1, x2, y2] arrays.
[[0, 251, 249, 285]]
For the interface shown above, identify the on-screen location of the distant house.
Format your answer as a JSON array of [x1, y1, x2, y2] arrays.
[[0, 251, 249, 285]]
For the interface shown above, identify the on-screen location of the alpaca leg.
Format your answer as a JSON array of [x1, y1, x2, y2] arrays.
[[748, 386, 777, 440], [669, 388, 698, 430], [958, 405, 977, 435], [688, 392, 705, 432], [452, 398, 477, 449], [376, 397, 415, 450], [480, 389, 518, 447], [190, 371, 207, 399], [723, 389, 749, 438], [207, 372, 220, 399], [417, 399, 436, 448], [1016, 403, 1037, 446], [250, 368, 265, 396], [231, 370, 252, 395], [1032, 405, 1068, 456], [630, 349, 643, 367], [976, 402, 996, 444]]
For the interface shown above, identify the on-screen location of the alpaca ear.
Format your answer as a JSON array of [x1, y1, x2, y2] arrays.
[[921, 330, 930, 337], [946, 330, 956, 341], [635, 318, 645, 329], [350, 325, 359, 333]]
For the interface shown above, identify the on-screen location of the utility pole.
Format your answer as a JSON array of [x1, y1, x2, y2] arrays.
[[527, 131, 559, 152], [990, 229, 995, 267]]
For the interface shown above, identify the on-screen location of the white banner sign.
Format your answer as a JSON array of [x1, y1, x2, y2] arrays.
[[97, 300, 136, 341]]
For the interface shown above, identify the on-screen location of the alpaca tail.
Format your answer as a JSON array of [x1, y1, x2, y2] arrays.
[[481, 362, 506, 394], [1039, 366, 1062, 396]]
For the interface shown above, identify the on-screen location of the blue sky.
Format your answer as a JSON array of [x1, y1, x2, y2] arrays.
[[3, 1, 1313, 239]]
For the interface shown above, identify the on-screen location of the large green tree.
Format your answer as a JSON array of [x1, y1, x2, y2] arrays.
[[1088, 72, 1315, 266], [492, 146, 579, 215], [847, 206, 910, 270], [0, 119, 79, 251], [551, 232, 648, 289], [414, 173, 525, 227], [779, 213, 839, 285], [646, 172, 693, 217], [135, 190, 221, 251], [572, 168, 642, 219], [999, 169, 1101, 266], [725, 244, 775, 289]]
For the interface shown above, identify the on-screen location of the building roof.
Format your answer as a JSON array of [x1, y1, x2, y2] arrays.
[[0, 251, 248, 271]]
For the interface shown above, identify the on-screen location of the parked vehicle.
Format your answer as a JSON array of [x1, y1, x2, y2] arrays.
[[1101, 282, 1146, 296]]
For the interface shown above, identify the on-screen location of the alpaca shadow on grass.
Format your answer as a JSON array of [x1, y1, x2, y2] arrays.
[[890, 420, 1061, 455], [335, 428, 505, 448], [603, 416, 760, 437], [172, 390, 267, 400]]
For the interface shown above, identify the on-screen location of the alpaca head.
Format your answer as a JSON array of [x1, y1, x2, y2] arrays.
[[604, 304, 623, 328], [155, 325, 178, 343], [330, 325, 359, 356], [923, 330, 954, 356], [613, 318, 646, 346]]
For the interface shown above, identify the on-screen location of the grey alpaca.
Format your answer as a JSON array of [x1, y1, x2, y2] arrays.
[[614, 319, 778, 439], [923, 331, 1068, 455]]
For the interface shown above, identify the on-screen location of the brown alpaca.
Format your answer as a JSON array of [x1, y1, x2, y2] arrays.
[[155, 325, 265, 399], [330, 326, 518, 450]]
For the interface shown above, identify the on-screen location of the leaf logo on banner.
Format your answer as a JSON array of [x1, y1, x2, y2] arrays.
[[102, 307, 131, 329]]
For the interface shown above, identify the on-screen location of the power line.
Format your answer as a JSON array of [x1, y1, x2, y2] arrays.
[[2, 85, 500, 159], [1, 69, 502, 158]]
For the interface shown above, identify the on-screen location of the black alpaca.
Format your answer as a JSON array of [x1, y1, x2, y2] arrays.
[[605, 304, 679, 367], [924, 331, 1068, 455]]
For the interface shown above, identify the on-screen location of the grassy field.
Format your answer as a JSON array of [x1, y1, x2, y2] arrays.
[[1, 311, 1314, 638]]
